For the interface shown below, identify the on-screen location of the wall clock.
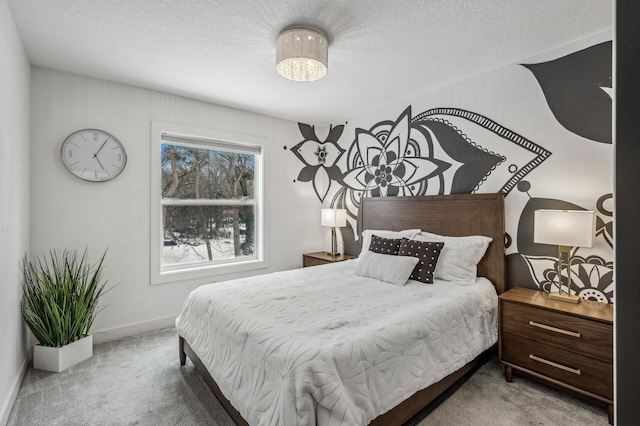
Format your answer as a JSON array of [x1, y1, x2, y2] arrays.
[[60, 129, 127, 182]]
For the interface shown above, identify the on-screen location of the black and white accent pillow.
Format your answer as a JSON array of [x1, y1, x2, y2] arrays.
[[398, 238, 444, 284], [368, 234, 402, 255]]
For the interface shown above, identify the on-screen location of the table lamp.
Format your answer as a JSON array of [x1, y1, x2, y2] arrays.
[[534, 209, 596, 303], [321, 208, 346, 256]]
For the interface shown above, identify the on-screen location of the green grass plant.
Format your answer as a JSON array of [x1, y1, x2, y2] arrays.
[[20, 249, 109, 347]]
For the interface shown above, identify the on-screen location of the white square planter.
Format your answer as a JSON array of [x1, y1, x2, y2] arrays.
[[33, 335, 93, 372]]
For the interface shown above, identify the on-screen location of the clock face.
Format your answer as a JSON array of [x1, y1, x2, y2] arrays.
[[60, 129, 127, 182]]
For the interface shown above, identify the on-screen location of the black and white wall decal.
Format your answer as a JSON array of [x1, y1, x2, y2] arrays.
[[522, 41, 612, 144], [289, 36, 613, 303], [292, 106, 551, 255], [290, 123, 345, 202]]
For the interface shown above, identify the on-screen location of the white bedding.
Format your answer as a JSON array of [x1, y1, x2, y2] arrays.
[[176, 260, 498, 426]]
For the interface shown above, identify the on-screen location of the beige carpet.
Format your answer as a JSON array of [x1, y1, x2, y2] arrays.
[[8, 328, 609, 425]]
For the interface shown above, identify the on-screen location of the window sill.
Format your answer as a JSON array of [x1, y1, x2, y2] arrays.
[[150, 258, 269, 285]]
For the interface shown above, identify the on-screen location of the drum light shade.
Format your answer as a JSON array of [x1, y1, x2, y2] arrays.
[[321, 208, 346, 228], [276, 27, 328, 82], [534, 210, 596, 248]]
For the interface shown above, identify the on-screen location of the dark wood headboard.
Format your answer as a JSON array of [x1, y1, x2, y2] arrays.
[[358, 193, 506, 294]]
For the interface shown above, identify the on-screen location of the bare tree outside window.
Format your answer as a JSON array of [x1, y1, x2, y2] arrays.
[[160, 143, 257, 267]]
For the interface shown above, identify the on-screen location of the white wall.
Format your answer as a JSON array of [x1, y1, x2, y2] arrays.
[[0, 1, 30, 424], [30, 68, 322, 342]]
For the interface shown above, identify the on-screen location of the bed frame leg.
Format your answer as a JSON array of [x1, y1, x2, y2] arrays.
[[179, 336, 186, 365]]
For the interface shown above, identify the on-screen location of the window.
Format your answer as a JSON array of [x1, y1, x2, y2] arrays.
[[151, 122, 267, 284]]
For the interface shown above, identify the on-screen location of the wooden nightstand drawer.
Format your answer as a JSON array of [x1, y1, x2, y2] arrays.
[[502, 302, 613, 362], [302, 252, 355, 267], [502, 333, 613, 400], [303, 256, 330, 267]]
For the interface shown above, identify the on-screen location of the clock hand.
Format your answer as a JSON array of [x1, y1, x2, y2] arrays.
[[95, 138, 109, 156], [94, 153, 106, 171]]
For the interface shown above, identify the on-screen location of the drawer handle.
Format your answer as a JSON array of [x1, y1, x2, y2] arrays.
[[529, 354, 581, 375], [528, 321, 581, 338]]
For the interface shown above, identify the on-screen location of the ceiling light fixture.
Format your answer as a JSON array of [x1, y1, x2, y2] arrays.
[[276, 27, 328, 82]]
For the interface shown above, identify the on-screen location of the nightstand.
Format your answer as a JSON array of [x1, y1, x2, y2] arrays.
[[302, 252, 355, 267], [499, 287, 613, 424]]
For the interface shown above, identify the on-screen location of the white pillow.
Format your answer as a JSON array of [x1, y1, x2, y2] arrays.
[[353, 250, 420, 286], [360, 229, 421, 255], [415, 232, 493, 285]]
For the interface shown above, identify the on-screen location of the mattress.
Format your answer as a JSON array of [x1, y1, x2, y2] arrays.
[[176, 260, 498, 426]]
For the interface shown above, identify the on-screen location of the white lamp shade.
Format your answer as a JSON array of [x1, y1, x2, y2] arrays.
[[276, 27, 328, 82], [534, 210, 596, 248], [321, 208, 346, 227]]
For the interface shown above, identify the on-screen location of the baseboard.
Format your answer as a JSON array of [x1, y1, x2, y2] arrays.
[[91, 314, 179, 344], [0, 350, 30, 426]]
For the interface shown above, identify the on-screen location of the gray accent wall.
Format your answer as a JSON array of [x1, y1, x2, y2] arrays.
[[615, 0, 640, 423]]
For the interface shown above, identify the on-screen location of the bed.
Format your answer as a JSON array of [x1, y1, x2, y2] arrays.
[[177, 193, 506, 425]]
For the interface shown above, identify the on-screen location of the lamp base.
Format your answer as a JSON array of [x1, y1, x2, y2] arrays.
[[548, 292, 581, 304], [326, 251, 340, 257]]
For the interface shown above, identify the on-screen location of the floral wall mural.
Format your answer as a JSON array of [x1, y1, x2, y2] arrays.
[[522, 41, 612, 144], [290, 124, 345, 202], [290, 37, 613, 304]]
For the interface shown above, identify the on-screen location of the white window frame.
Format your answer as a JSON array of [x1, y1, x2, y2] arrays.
[[150, 121, 268, 285]]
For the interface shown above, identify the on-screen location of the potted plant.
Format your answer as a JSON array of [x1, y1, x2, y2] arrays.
[[20, 248, 109, 372]]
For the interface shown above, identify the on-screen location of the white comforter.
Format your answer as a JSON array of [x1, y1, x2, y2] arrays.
[[176, 260, 498, 426]]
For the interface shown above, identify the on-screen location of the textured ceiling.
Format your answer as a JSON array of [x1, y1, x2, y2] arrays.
[[8, 0, 612, 125]]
